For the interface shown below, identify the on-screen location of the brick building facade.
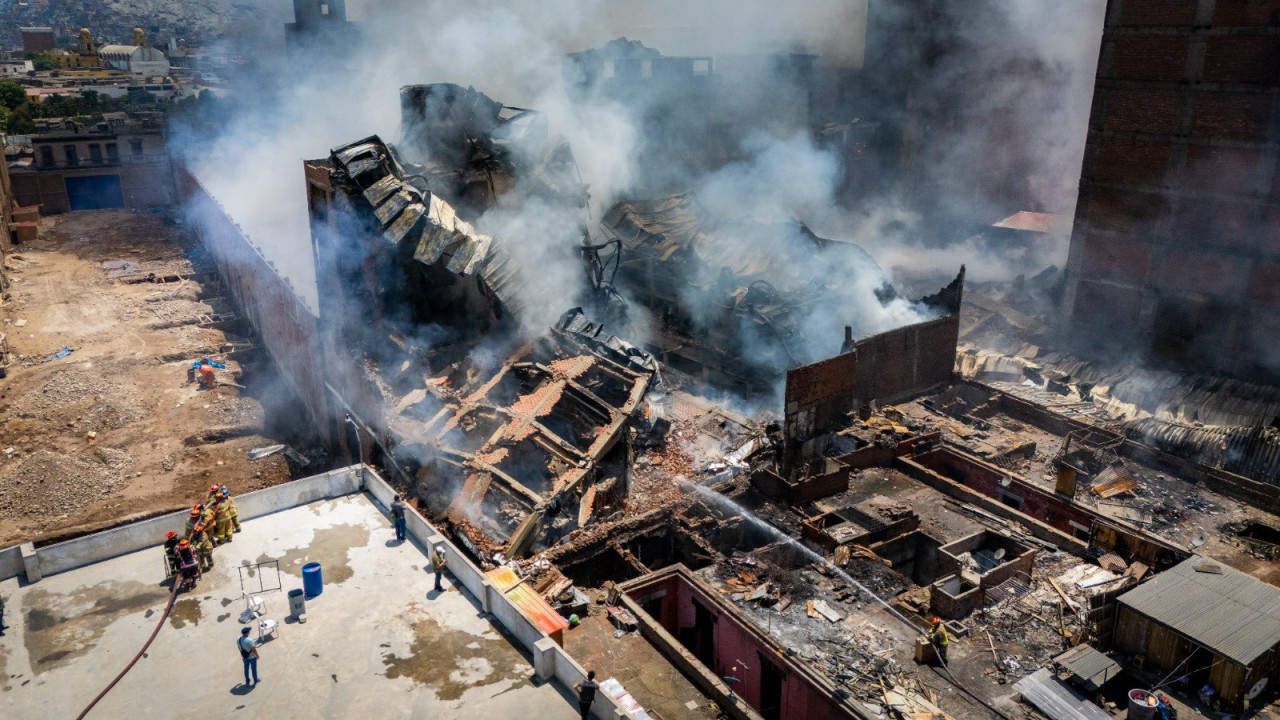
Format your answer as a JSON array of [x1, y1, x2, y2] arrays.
[[1060, 0, 1280, 379]]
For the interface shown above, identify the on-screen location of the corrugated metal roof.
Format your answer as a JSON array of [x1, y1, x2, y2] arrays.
[[1014, 668, 1112, 720], [993, 211, 1065, 234], [486, 566, 570, 636], [1117, 555, 1280, 666], [1054, 645, 1121, 691]]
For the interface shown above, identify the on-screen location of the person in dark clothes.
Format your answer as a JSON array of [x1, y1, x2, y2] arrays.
[[391, 494, 407, 541], [574, 670, 598, 719]]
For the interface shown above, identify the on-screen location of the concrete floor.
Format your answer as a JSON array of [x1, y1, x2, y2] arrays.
[[0, 493, 579, 719]]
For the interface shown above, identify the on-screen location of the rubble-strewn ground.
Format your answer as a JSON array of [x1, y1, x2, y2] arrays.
[[0, 210, 311, 546]]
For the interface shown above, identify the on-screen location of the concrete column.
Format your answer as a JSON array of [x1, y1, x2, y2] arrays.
[[480, 579, 495, 614], [532, 637, 557, 681], [20, 542, 40, 583]]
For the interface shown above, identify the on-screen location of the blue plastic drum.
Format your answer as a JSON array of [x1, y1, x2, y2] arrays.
[[302, 562, 323, 597]]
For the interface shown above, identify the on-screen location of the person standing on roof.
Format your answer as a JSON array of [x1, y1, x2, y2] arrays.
[[201, 501, 219, 546], [214, 499, 233, 544], [430, 545, 447, 593], [176, 538, 199, 590], [391, 494, 407, 541], [163, 530, 180, 577], [221, 486, 241, 533], [929, 617, 949, 664], [184, 505, 203, 538], [574, 670, 598, 720], [193, 524, 215, 572], [238, 627, 260, 686]]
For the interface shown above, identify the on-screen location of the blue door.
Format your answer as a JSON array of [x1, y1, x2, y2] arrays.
[[65, 174, 124, 210]]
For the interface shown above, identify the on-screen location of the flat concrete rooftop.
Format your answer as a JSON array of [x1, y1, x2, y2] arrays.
[[1, 492, 578, 718]]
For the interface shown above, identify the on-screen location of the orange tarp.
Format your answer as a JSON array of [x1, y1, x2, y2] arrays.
[[486, 566, 569, 641]]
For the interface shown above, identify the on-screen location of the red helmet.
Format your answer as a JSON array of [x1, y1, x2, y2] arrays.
[[209, 484, 220, 494], [166, 531, 177, 539], [190, 506, 201, 517], [194, 524, 205, 533], [178, 538, 190, 549], [931, 617, 942, 625]]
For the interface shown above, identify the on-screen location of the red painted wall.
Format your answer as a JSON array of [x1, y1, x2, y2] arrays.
[[912, 448, 1094, 535], [628, 572, 850, 720]]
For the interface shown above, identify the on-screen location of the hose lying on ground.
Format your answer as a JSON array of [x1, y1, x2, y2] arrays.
[[75, 577, 182, 720]]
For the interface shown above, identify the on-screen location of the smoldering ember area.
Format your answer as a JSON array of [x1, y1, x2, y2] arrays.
[[1, 3, 1280, 720]]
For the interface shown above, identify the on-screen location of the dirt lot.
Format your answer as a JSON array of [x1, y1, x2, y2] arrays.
[[0, 209, 301, 547]]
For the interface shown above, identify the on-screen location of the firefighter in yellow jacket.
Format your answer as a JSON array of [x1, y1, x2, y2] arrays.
[[220, 485, 241, 533], [201, 501, 219, 546], [929, 617, 950, 664], [215, 498, 233, 544], [193, 524, 215, 571], [184, 505, 203, 538]]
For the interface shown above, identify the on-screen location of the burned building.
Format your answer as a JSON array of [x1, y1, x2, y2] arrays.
[[305, 106, 647, 556], [602, 192, 964, 393]]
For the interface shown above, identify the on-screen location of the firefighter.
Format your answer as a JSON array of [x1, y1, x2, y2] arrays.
[[928, 617, 950, 664], [184, 505, 203, 538], [221, 486, 241, 533], [205, 484, 222, 506], [193, 524, 215, 571], [201, 501, 219, 546], [215, 498, 233, 544], [176, 538, 199, 590], [163, 530, 180, 578]]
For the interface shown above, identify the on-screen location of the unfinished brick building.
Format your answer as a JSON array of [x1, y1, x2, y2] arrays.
[[1060, 0, 1280, 379]]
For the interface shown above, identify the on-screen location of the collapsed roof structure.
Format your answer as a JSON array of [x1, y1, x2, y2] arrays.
[[307, 82, 963, 565], [603, 192, 961, 392]]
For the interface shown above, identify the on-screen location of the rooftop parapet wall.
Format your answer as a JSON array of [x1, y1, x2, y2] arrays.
[[0, 464, 625, 719]]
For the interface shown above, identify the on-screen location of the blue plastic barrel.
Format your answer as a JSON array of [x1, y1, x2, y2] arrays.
[[302, 562, 323, 596]]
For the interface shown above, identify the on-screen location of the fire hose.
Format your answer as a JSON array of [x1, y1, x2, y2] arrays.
[[75, 575, 182, 720]]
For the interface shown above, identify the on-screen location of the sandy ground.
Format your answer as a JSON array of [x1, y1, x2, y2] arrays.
[[0, 209, 296, 547]]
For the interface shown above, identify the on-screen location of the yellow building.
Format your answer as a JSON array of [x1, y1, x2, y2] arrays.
[[52, 29, 101, 70]]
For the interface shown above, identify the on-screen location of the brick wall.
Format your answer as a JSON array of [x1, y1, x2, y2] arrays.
[[1061, 0, 1280, 380]]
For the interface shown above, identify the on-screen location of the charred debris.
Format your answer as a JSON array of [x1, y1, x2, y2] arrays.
[[309, 82, 964, 562], [291, 82, 1280, 720]]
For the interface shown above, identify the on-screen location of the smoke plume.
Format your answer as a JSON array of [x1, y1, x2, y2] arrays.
[[174, 0, 1106, 348]]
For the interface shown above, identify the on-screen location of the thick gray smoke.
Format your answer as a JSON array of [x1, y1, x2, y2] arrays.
[[175, 0, 1105, 346]]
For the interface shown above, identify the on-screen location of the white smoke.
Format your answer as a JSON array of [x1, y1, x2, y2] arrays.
[[176, 0, 1105, 341]]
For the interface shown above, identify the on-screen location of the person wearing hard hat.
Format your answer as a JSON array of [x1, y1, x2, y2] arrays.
[[929, 617, 950, 664], [177, 538, 200, 589], [221, 486, 241, 533], [163, 530, 181, 577], [193, 524, 215, 571], [215, 499, 233, 544], [184, 505, 203, 538], [201, 501, 219, 546], [430, 545, 448, 593], [205, 484, 222, 506]]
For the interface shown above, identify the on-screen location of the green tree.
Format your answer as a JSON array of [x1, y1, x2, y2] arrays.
[[25, 53, 57, 71], [6, 106, 35, 134], [0, 82, 25, 110]]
